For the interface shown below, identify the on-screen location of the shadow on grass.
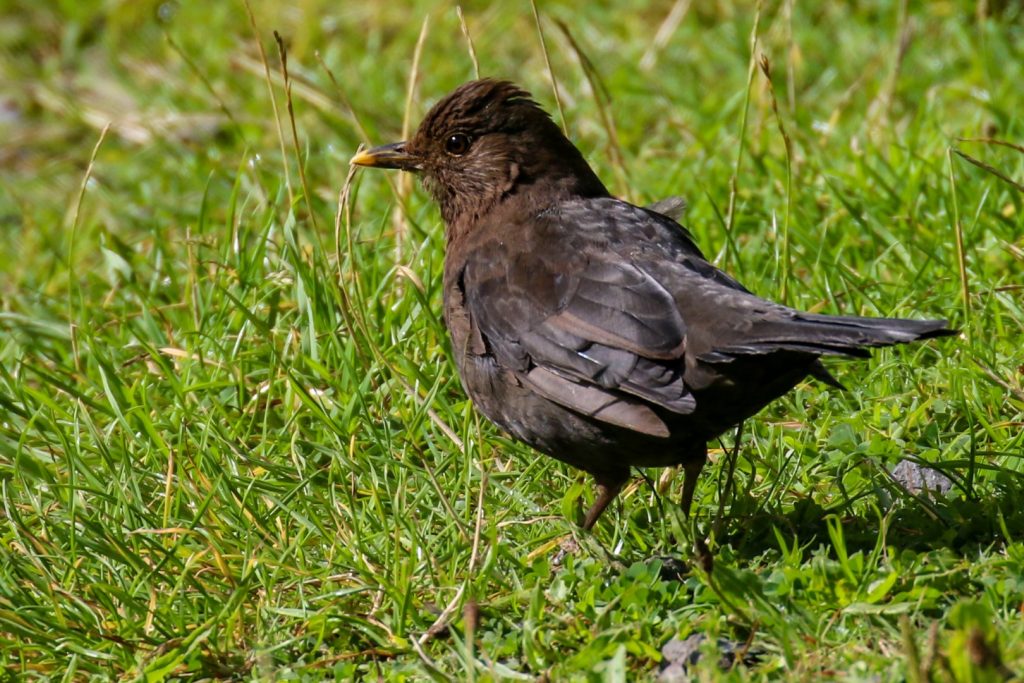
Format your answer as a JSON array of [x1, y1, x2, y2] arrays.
[[723, 480, 1024, 559]]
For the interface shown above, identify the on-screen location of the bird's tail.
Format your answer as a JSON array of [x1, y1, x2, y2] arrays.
[[711, 313, 957, 359], [795, 313, 955, 354]]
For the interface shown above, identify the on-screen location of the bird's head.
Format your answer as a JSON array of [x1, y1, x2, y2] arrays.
[[351, 79, 608, 235]]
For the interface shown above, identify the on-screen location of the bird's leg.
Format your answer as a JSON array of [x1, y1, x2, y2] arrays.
[[679, 445, 708, 518], [582, 475, 626, 531], [663, 445, 713, 575]]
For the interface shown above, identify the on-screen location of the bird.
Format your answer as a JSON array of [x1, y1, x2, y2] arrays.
[[350, 79, 955, 530]]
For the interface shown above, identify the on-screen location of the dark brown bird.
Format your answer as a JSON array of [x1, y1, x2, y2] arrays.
[[351, 79, 954, 530]]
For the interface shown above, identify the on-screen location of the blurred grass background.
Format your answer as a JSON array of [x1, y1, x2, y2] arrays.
[[1, 0, 1023, 679]]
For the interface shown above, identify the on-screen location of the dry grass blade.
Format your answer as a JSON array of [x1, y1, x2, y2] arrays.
[[758, 53, 794, 304], [530, 0, 567, 135], [640, 0, 692, 72], [973, 359, 1024, 403], [397, 377, 465, 451], [402, 17, 430, 153], [952, 148, 1024, 194], [468, 471, 489, 574], [956, 137, 1024, 155], [946, 148, 973, 329], [783, 0, 797, 112], [335, 152, 375, 366], [67, 123, 111, 374], [242, 0, 293, 207], [419, 582, 467, 647], [68, 124, 110, 236], [274, 31, 320, 234], [723, 0, 762, 269], [866, 0, 912, 133], [553, 19, 631, 201], [410, 634, 450, 680], [456, 7, 481, 80], [185, 223, 200, 330], [395, 15, 431, 265]]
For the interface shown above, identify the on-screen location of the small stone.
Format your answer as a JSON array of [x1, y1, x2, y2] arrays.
[[890, 460, 954, 495], [659, 634, 759, 680]]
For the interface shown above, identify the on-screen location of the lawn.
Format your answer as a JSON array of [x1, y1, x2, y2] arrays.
[[1, 0, 1023, 680]]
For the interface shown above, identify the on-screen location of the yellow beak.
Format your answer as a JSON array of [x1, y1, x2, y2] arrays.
[[349, 142, 423, 171]]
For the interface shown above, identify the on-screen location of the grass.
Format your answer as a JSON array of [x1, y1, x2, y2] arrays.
[[1, 0, 1023, 679]]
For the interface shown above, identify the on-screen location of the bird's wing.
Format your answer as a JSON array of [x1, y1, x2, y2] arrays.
[[645, 196, 687, 221], [459, 202, 699, 437], [458, 197, 951, 439]]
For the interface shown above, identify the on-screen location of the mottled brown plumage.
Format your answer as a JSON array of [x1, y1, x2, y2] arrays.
[[352, 79, 955, 529]]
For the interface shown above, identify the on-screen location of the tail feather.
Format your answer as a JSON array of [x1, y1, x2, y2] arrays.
[[796, 313, 956, 348], [711, 314, 956, 359]]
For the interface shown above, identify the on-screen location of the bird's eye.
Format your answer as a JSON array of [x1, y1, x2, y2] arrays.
[[444, 133, 471, 156]]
